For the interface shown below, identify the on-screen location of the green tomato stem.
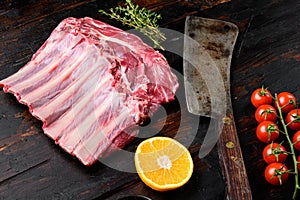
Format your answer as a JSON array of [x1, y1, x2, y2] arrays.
[[275, 93, 299, 199]]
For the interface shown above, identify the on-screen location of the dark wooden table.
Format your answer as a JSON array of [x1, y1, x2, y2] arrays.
[[0, 0, 300, 199]]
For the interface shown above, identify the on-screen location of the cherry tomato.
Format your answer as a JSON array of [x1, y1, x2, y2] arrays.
[[285, 109, 300, 131], [292, 130, 300, 151], [263, 143, 287, 164], [251, 87, 273, 108], [264, 162, 289, 185], [256, 121, 279, 143], [255, 105, 277, 123], [297, 156, 300, 171], [276, 92, 296, 113]]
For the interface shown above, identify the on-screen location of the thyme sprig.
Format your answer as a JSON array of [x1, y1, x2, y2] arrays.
[[99, 0, 166, 50]]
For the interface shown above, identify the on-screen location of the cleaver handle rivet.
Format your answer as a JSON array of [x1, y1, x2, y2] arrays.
[[230, 155, 239, 162], [226, 141, 235, 149], [222, 116, 232, 125]]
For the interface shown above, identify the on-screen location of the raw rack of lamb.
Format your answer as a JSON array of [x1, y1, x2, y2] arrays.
[[0, 17, 179, 166]]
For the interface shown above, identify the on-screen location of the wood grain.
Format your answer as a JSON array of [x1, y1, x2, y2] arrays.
[[217, 113, 252, 200], [1, 0, 300, 199]]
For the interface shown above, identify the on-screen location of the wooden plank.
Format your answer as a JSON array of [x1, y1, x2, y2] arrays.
[[1, 0, 300, 199], [105, 149, 225, 200], [214, 0, 300, 199], [0, 104, 225, 199], [0, 0, 244, 199]]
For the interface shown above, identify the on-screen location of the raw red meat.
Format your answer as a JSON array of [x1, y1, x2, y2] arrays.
[[0, 17, 178, 165]]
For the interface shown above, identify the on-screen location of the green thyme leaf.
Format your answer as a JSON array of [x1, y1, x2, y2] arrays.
[[99, 0, 166, 50]]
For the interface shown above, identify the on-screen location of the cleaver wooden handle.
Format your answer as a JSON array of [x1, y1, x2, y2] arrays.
[[217, 113, 252, 200]]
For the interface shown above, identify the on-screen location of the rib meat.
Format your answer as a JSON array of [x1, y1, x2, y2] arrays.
[[0, 17, 178, 166]]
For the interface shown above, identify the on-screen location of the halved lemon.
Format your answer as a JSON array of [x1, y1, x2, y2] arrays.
[[134, 137, 194, 191]]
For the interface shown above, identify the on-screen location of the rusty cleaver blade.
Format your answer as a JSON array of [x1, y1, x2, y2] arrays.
[[183, 16, 252, 199]]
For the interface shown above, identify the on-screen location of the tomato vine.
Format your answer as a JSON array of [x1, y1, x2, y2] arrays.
[[251, 88, 300, 199], [274, 93, 299, 199]]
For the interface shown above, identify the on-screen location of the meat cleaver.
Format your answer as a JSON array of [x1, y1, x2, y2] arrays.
[[183, 16, 252, 199]]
